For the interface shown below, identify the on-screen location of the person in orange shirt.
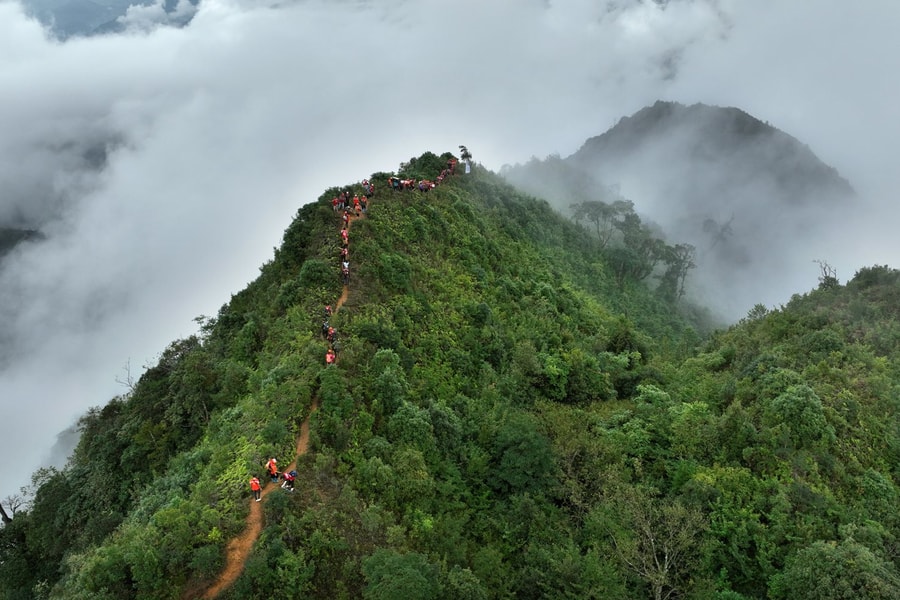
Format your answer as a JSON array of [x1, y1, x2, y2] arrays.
[[265, 458, 278, 483], [250, 476, 262, 502], [326, 348, 336, 365]]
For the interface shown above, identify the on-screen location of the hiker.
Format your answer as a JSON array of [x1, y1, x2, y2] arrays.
[[281, 469, 296, 492], [360, 196, 368, 213], [341, 266, 350, 285], [250, 476, 262, 502], [266, 457, 279, 483], [332, 196, 338, 211], [353, 196, 361, 216], [324, 305, 332, 319], [340, 246, 349, 261], [326, 326, 336, 343], [321, 321, 330, 339], [341, 259, 350, 271], [326, 348, 336, 365], [341, 227, 349, 246]]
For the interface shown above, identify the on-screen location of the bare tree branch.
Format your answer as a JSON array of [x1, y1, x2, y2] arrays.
[[115, 358, 137, 393]]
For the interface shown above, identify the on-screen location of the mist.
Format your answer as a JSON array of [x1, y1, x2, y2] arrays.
[[540, 101, 861, 322], [2, 0, 899, 497]]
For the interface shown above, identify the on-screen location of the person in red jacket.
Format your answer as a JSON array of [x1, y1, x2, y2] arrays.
[[281, 470, 296, 492], [250, 476, 262, 502], [265, 457, 278, 483], [326, 348, 336, 365]]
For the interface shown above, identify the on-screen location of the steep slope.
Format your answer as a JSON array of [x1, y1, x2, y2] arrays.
[[0, 152, 697, 598], [2, 151, 898, 600], [189, 194, 365, 599], [191, 403, 315, 599]]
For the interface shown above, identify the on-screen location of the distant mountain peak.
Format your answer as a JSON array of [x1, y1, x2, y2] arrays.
[[503, 100, 858, 320], [571, 101, 854, 201]]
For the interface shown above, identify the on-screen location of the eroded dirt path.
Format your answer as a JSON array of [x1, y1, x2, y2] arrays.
[[196, 411, 316, 599]]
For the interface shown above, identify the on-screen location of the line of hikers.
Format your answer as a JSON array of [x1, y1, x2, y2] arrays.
[[323, 307, 340, 366], [339, 218, 351, 287], [249, 458, 297, 501], [247, 191, 356, 499], [249, 160, 461, 502], [325, 174, 381, 363], [326, 175, 374, 366]]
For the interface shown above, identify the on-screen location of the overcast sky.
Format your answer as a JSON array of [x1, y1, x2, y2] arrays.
[[1, 0, 899, 498]]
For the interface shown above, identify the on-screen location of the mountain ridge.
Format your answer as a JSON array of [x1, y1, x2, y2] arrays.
[[2, 149, 899, 599]]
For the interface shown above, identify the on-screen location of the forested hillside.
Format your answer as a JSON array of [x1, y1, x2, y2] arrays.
[[1, 152, 899, 600], [501, 102, 857, 322]]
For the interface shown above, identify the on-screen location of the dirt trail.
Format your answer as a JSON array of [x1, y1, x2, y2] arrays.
[[336, 285, 349, 308], [189, 206, 361, 599], [197, 411, 315, 599]]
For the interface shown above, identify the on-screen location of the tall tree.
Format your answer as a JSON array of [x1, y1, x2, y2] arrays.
[[592, 488, 709, 600], [657, 243, 696, 301], [571, 199, 635, 248]]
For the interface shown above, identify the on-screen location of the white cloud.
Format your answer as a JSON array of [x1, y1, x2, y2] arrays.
[[1, 0, 899, 495], [117, 0, 197, 33]]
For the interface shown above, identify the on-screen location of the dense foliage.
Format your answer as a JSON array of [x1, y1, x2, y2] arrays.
[[2, 154, 899, 600]]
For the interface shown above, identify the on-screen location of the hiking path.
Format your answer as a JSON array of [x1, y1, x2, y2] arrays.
[[187, 209, 361, 599]]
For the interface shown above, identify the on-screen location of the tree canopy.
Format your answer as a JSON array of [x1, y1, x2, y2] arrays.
[[2, 154, 899, 600]]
